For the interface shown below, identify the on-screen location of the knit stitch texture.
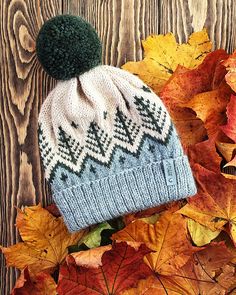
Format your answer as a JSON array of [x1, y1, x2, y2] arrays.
[[38, 65, 197, 232]]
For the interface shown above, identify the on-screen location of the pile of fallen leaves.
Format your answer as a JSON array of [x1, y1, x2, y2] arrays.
[[1, 29, 236, 294]]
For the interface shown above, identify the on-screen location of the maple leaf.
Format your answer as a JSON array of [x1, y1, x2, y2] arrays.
[[122, 29, 212, 93], [214, 95, 236, 171], [220, 95, 236, 143], [11, 267, 57, 295], [1, 204, 88, 274], [112, 211, 198, 275], [160, 49, 228, 146], [122, 274, 198, 295], [223, 50, 236, 92], [71, 245, 112, 268], [57, 242, 152, 295], [160, 50, 228, 107], [187, 137, 222, 173], [124, 242, 235, 294], [179, 165, 236, 245], [187, 219, 221, 246], [172, 242, 236, 294], [182, 82, 232, 138]]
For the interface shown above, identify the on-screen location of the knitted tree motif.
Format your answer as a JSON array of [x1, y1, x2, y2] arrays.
[[38, 124, 54, 169], [86, 122, 111, 156], [57, 126, 82, 164], [114, 109, 140, 145], [134, 95, 166, 133]]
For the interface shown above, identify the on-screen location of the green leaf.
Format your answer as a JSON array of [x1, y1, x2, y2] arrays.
[[79, 222, 112, 249]]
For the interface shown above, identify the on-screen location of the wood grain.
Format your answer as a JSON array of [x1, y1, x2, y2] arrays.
[[0, 0, 236, 293], [0, 1, 61, 294]]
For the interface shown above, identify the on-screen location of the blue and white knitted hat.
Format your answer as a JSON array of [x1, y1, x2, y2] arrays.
[[36, 15, 197, 233]]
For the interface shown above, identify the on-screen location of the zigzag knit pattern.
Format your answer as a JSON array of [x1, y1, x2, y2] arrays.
[[38, 66, 173, 184]]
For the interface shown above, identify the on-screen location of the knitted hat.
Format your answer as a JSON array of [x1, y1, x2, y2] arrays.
[[36, 15, 197, 233]]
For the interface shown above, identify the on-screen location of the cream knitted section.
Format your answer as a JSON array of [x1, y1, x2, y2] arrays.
[[38, 65, 172, 182]]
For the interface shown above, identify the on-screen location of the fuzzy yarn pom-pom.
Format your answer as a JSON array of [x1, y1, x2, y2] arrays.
[[36, 15, 102, 80]]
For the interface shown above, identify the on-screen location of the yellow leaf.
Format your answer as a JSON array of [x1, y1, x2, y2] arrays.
[[1, 204, 88, 274], [122, 29, 212, 93], [187, 219, 221, 246]]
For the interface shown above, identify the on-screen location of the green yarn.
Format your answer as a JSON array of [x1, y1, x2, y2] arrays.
[[36, 15, 102, 80]]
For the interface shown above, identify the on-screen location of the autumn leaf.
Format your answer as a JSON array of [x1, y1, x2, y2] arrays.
[[187, 219, 221, 246], [123, 242, 234, 294], [160, 50, 228, 146], [220, 95, 236, 143], [192, 242, 236, 293], [122, 274, 198, 295], [174, 242, 236, 294], [71, 245, 112, 268], [11, 267, 57, 295], [181, 82, 232, 138], [112, 210, 198, 275], [179, 165, 236, 245], [122, 275, 171, 295], [122, 29, 212, 93], [214, 95, 236, 170], [160, 50, 228, 107], [187, 137, 222, 173], [123, 202, 181, 226], [57, 242, 152, 295], [45, 203, 61, 217], [223, 49, 236, 92], [1, 204, 88, 274], [78, 222, 112, 249]]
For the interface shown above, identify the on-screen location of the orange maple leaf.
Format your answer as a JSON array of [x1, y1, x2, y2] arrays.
[[187, 137, 222, 173], [160, 50, 229, 146], [112, 210, 199, 275], [124, 242, 235, 294], [179, 165, 236, 245], [1, 204, 88, 274], [174, 242, 236, 294], [223, 50, 236, 92], [181, 82, 232, 138], [219, 95, 236, 166], [11, 267, 57, 295]]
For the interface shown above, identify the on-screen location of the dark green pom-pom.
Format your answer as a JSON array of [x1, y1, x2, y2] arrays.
[[36, 15, 102, 80]]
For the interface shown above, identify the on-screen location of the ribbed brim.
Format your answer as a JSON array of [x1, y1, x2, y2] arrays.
[[53, 155, 197, 233]]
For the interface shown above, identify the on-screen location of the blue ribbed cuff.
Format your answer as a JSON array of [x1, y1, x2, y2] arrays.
[[52, 155, 197, 233]]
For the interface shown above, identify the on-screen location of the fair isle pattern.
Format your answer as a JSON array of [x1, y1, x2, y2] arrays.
[[38, 65, 173, 183]]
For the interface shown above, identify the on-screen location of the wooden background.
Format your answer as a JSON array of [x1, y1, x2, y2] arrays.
[[0, 0, 235, 293]]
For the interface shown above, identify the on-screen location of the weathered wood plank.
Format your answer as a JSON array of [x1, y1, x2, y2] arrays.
[[0, 1, 62, 294], [1, 0, 236, 294], [63, 0, 236, 67]]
